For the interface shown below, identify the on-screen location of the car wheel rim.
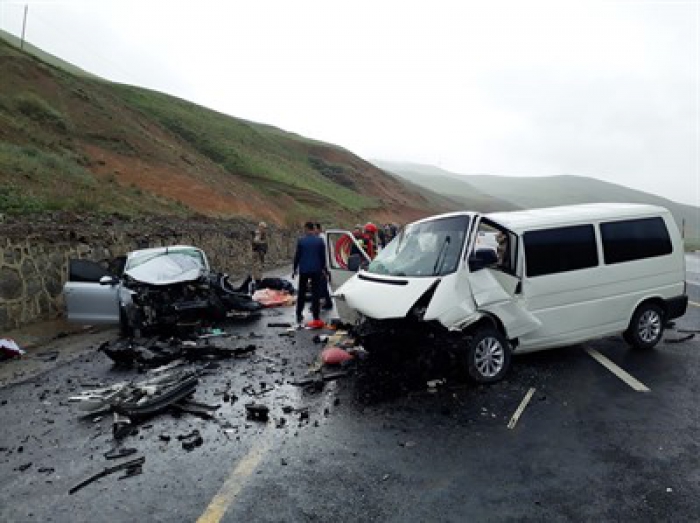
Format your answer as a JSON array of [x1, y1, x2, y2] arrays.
[[474, 337, 504, 378], [638, 310, 661, 343]]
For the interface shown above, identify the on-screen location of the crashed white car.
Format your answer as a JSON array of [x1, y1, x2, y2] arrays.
[[64, 245, 259, 335], [326, 204, 688, 383]]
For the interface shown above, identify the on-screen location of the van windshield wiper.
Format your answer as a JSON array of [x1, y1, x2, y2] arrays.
[[433, 236, 451, 275]]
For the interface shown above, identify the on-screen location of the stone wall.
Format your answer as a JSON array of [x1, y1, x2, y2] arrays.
[[0, 214, 297, 331]]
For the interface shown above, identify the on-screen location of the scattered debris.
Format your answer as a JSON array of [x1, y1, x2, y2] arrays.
[[426, 379, 446, 392], [113, 413, 133, 440], [104, 447, 138, 460], [321, 347, 354, 365], [253, 288, 295, 307], [665, 333, 695, 344], [245, 403, 270, 422], [69, 456, 146, 494], [0, 338, 24, 359], [16, 462, 32, 472], [178, 430, 203, 451], [99, 338, 256, 368], [171, 399, 220, 419], [291, 370, 349, 388], [37, 467, 55, 474]]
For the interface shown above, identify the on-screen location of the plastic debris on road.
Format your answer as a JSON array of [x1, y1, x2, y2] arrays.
[[0, 338, 25, 359]]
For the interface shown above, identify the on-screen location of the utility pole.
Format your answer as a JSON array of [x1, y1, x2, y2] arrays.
[[20, 4, 28, 50]]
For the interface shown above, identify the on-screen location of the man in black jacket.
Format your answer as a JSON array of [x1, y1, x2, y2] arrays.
[[292, 222, 328, 324]]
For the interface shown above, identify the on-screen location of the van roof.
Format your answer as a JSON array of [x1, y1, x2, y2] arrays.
[[486, 203, 670, 233]]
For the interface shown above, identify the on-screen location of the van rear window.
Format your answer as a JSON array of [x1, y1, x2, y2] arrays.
[[524, 225, 598, 277], [601, 217, 672, 264]]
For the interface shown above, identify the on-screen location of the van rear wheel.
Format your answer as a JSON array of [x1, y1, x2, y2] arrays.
[[624, 303, 664, 350], [466, 328, 512, 383]]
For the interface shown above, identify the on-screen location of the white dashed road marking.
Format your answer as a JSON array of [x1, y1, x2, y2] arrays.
[[507, 387, 536, 429], [585, 348, 651, 392]]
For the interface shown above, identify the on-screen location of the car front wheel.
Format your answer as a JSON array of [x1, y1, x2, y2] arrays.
[[465, 327, 512, 383], [624, 303, 664, 349]]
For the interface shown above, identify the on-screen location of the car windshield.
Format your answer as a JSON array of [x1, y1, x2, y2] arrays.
[[125, 248, 206, 271], [366, 215, 470, 277]]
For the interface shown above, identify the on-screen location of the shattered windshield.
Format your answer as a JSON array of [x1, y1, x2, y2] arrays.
[[367, 215, 470, 277], [126, 248, 206, 271]]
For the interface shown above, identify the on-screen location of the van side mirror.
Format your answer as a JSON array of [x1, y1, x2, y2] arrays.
[[347, 254, 361, 272], [468, 248, 498, 272]]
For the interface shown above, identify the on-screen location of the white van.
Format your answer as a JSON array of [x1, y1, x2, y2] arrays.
[[326, 204, 688, 383]]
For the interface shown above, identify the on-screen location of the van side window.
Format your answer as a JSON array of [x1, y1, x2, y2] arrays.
[[600, 217, 672, 264], [524, 225, 598, 277]]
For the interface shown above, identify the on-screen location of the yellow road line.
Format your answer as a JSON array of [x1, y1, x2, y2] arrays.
[[197, 431, 272, 523], [689, 301, 700, 308], [507, 387, 536, 430], [585, 348, 650, 392]]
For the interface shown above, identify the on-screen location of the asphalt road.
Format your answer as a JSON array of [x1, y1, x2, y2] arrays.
[[1, 266, 699, 523]]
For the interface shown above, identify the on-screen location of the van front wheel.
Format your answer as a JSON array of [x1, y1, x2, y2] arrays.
[[466, 328, 512, 383], [624, 303, 664, 350]]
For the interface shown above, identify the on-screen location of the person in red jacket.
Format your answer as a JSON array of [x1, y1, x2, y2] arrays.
[[363, 222, 378, 259]]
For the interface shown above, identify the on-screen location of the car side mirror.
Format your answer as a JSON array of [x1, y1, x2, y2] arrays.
[[468, 248, 498, 272], [99, 275, 119, 286]]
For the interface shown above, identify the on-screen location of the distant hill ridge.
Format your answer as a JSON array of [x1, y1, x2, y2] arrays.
[[375, 161, 699, 241]]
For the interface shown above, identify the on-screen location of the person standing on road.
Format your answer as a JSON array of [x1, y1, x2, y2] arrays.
[[292, 222, 328, 324], [314, 222, 333, 310], [251, 221, 268, 291]]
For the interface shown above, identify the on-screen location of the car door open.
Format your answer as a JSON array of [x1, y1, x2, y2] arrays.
[[325, 230, 371, 323], [63, 259, 120, 324]]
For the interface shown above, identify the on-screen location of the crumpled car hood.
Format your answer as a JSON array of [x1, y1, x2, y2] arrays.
[[125, 253, 205, 285]]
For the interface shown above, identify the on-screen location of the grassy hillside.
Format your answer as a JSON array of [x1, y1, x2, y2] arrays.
[[378, 161, 699, 242], [0, 35, 453, 226]]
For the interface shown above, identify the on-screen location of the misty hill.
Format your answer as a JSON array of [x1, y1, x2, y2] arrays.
[[378, 164, 519, 213], [0, 34, 455, 226], [376, 161, 699, 241]]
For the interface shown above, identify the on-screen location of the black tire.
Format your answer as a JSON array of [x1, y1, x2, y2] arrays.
[[465, 328, 512, 383], [624, 303, 664, 350]]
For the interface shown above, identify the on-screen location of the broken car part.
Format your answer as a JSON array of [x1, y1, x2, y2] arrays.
[[245, 403, 269, 422], [69, 456, 146, 494]]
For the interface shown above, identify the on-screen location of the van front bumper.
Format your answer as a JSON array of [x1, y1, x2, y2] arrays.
[[665, 295, 688, 321]]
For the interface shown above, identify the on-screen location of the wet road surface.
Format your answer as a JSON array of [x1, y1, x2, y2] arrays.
[[1, 274, 699, 522]]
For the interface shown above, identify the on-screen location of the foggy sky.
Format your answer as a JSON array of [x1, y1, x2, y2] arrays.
[[0, 0, 697, 207]]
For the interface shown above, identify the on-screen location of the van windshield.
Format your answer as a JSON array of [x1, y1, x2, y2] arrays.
[[367, 215, 470, 277]]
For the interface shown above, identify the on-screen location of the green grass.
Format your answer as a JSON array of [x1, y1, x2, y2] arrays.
[[112, 85, 377, 212], [13, 92, 69, 131], [0, 143, 185, 216]]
